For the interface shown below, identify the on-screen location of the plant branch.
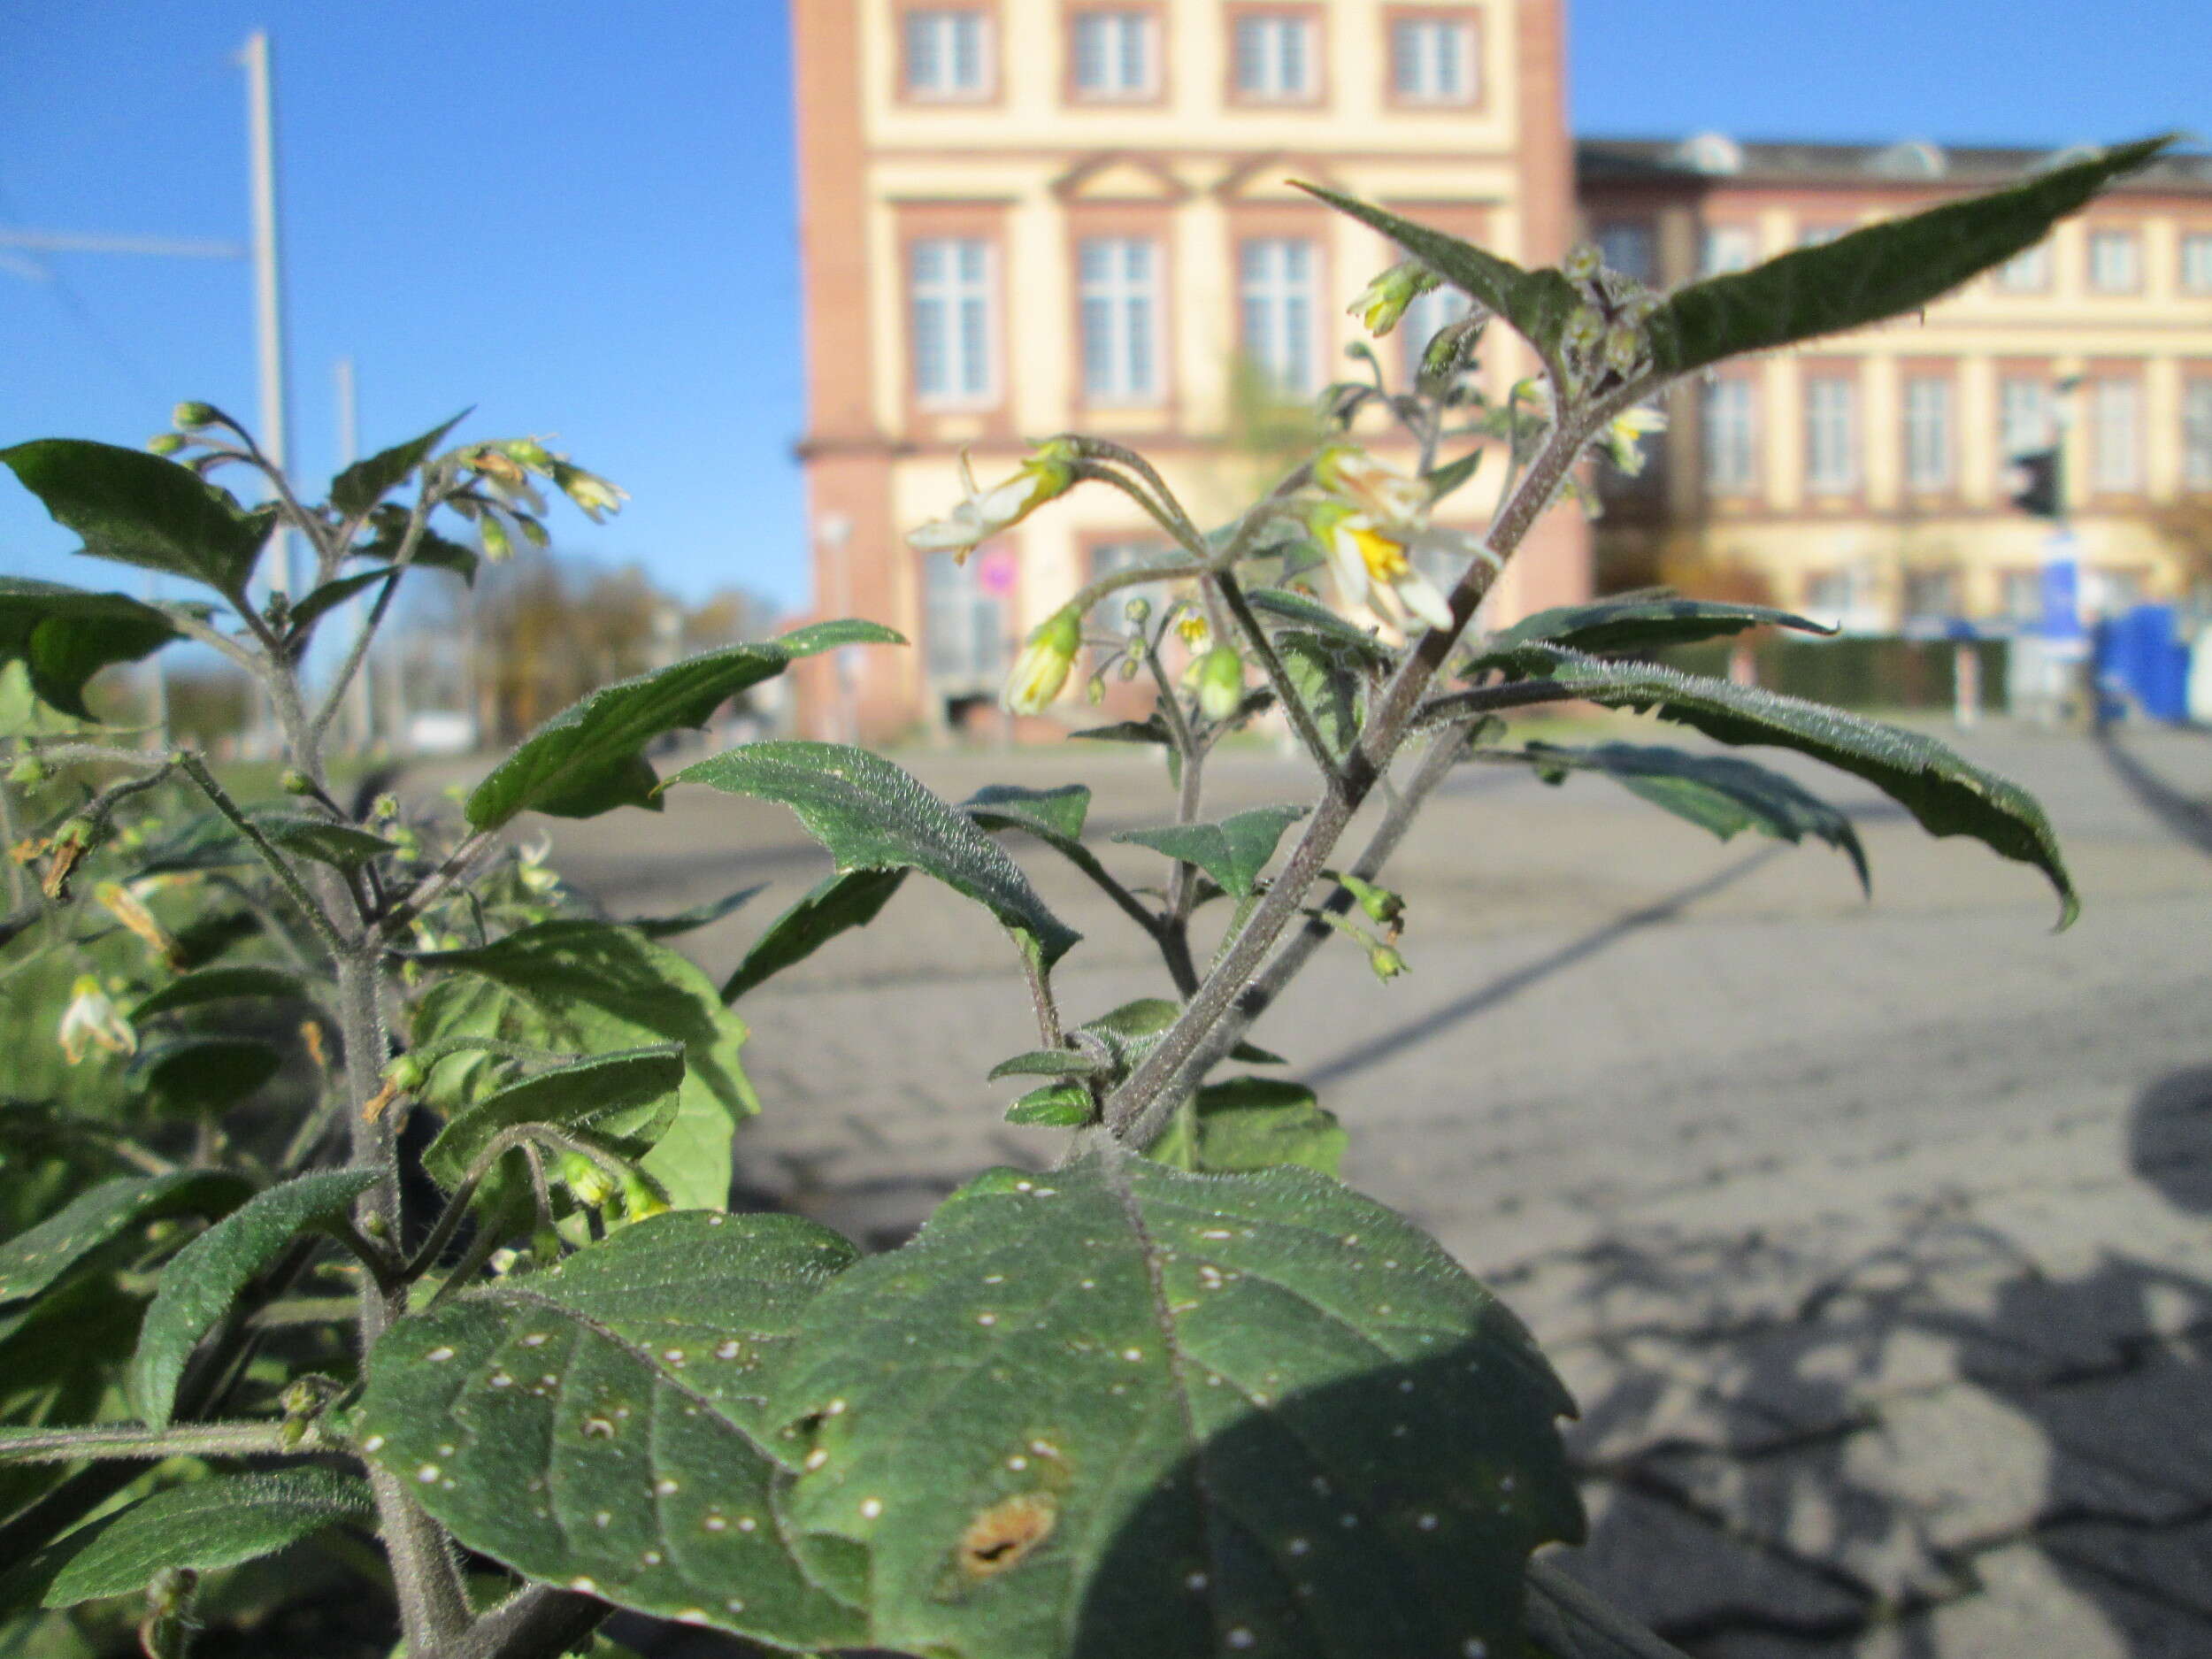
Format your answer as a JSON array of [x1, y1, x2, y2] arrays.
[[379, 828, 495, 936], [173, 750, 348, 957], [310, 473, 443, 756], [451, 1584, 608, 1659], [1412, 678, 1584, 727], [1212, 568, 1341, 784], [0, 1420, 301, 1465], [1017, 939, 1064, 1049], [1102, 408, 1600, 1138]]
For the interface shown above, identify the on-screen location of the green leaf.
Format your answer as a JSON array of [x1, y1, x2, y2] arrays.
[[675, 742, 1079, 967], [1299, 184, 1585, 362], [250, 812, 399, 872], [1425, 447, 1486, 504], [467, 620, 904, 830], [1004, 1082, 1094, 1126], [766, 1156, 1583, 1659], [1488, 645, 2078, 926], [964, 782, 1092, 843], [128, 1169, 378, 1427], [411, 921, 756, 1210], [1241, 588, 1394, 666], [1519, 741, 1870, 894], [132, 1037, 284, 1114], [0, 440, 273, 595], [1147, 1077, 1348, 1177], [0, 577, 179, 720], [1115, 804, 1309, 900], [621, 883, 767, 940], [130, 964, 310, 1021], [284, 566, 395, 634], [1276, 632, 1364, 763], [43, 1468, 375, 1606], [987, 1049, 1105, 1082], [1647, 137, 2173, 374], [356, 522, 480, 583], [329, 410, 468, 517], [422, 1047, 687, 1192], [719, 869, 907, 1004], [1481, 593, 1835, 657], [0, 1172, 250, 1304], [1068, 715, 1172, 747], [356, 1211, 864, 1651]]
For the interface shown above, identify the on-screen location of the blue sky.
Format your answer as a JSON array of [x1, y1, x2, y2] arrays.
[[2, 2, 2204, 613]]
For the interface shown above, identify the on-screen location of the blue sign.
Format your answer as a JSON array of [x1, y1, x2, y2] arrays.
[[2039, 533, 2083, 644]]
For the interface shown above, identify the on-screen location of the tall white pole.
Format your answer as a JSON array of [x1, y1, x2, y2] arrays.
[[241, 30, 292, 599], [334, 356, 376, 750]]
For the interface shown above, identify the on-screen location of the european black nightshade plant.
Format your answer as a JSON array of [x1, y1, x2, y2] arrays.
[[0, 137, 2160, 1659]]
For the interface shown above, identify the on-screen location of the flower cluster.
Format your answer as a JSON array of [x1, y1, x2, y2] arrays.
[[1303, 444, 1455, 632], [1555, 241, 1661, 399]]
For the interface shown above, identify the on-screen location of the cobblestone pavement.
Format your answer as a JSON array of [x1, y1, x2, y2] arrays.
[[540, 719, 2212, 1658]]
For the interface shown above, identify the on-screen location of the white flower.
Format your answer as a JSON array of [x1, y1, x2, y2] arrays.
[[1313, 443, 1430, 534], [58, 975, 135, 1064], [1309, 503, 1454, 633], [1603, 404, 1668, 476], [1002, 608, 1081, 715], [909, 443, 1078, 563]]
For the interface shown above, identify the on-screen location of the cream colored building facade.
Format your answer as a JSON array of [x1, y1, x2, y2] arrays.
[[790, 0, 1585, 739], [1578, 138, 2212, 632]]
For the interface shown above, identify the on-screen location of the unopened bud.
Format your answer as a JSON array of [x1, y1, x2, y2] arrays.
[[280, 768, 314, 795], [7, 757, 50, 787], [1563, 242, 1603, 283], [1123, 595, 1151, 626], [371, 794, 400, 821], [1195, 645, 1246, 723], [1563, 307, 1605, 353], [147, 433, 187, 457], [1602, 323, 1647, 377], [1118, 653, 1141, 681], [1368, 943, 1409, 982], [172, 401, 219, 429], [1336, 872, 1405, 930], [1086, 673, 1105, 706]]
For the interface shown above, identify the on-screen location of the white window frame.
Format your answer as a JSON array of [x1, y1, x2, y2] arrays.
[[1803, 375, 1859, 494], [1238, 236, 1319, 396], [1700, 225, 1756, 278], [2181, 234, 2212, 295], [903, 9, 992, 100], [2091, 377, 2143, 493], [2185, 379, 2212, 490], [1087, 541, 1172, 634], [1233, 13, 1315, 101], [1701, 379, 1756, 494], [910, 236, 996, 409], [1071, 9, 1156, 99], [1994, 242, 2051, 293], [1078, 236, 1163, 405], [1901, 568, 1959, 621], [2087, 229, 2141, 294], [1390, 16, 1476, 104], [922, 549, 1008, 688], [1902, 378, 1953, 493], [1594, 221, 1656, 284], [1999, 376, 2052, 457]]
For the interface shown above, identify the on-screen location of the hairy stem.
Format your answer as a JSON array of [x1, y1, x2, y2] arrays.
[[0, 1421, 303, 1465], [173, 750, 348, 957], [1212, 568, 1341, 784]]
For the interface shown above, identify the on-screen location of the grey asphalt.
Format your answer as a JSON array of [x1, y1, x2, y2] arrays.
[[533, 717, 2212, 1659]]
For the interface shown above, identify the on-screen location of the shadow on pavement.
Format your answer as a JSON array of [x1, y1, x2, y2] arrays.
[[1548, 1063, 2212, 1656], [2093, 731, 2212, 858]]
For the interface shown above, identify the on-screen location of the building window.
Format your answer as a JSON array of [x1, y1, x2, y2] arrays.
[[1997, 568, 2042, 623], [1390, 15, 1476, 104], [2087, 229, 2141, 293], [1804, 374, 1858, 494], [910, 237, 994, 406], [1803, 568, 1870, 625], [2090, 377, 2142, 493], [1078, 236, 1162, 404], [1700, 225, 1755, 277], [1239, 236, 1318, 395], [1594, 221, 1656, 284], [923, 549, 1008, 687], [2184, 379, 2212, 490], [1902, 569, 1959, 622], [1071, 10, 1156, 98], [1701, 379, 1755, 493], [1902, 377, 1953, 492], [2182, 234, 2212, 295], [1399, 280, 1472, 385], [1999, 376, 2052, 457], [1993, 242, 2051, 292], [1233, 13, 1316, 101], [903, 9, 991, 99], [1087, 541, 1171, 634]]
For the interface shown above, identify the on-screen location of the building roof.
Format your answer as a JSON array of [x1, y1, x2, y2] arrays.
[[1577, 135, 2212, 194]]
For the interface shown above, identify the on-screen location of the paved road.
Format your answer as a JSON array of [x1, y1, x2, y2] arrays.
[[535, 718, 2212, 1659]]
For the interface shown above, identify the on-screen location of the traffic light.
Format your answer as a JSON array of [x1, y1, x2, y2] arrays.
[[2007, 448, 2062, 519]]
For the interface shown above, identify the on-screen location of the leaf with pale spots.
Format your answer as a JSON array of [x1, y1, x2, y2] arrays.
[[357, 1210, 864, 1650], [764, 1155, 1582, 1659], [675, 742, 1080, 968], [420, 1047, 686, 1194], [129, 1167, 380, 1427], [1146, 1078, 1348, 1178], [1115, 805, 1310, 900]]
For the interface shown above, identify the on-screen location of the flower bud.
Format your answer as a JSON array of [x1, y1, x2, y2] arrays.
[[1123, 595, 1151, 626], [1347, 259, 1440, 336], [1419, 315, 1486, 383], [1563, 242, 1603, 283], [7, 757, 51, 787], [1367, 943, 1409, 982], [280, 768, 314, 795], [1563, 306, 1606, 354], [147, 433, 186, 456], [1602, 322, 1647, 378], [559, 1152, 618, 1210], [1118, 653, 1141, 681], [172, 401, 219, 429], [1337, 872, 1405, 930], [1086, 673, 1106, 706], [1002, 606, 1081, 716], [1194, 645, 1246, 723], [479, 512, 513, 562]]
